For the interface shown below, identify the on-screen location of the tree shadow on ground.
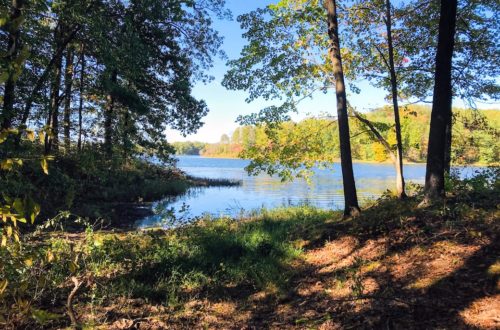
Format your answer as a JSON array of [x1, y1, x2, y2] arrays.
[[82, 197, 498, 330], [239, 197, 499, 329]]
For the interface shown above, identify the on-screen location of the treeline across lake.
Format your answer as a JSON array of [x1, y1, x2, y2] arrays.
[[175, 105, 499, 165]]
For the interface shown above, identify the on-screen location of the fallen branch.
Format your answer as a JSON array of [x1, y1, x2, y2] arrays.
[[67, 276, 83, 329]]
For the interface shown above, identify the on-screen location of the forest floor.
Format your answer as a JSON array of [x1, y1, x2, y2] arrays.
[[2, 177, 499, 329], [85, 197, 498, 329]]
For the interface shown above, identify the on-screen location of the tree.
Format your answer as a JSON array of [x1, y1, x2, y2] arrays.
[[343, 0, 407, 198], [62, 46, 74, 152], [1, 0, 25, 130], [45, 23, 64, 153], [423, 0, 458, 202], [77, 43, 85, 151], [1, 0, 228, 163], [397, 0, 499, 171], [220, 134, 230, 144], [325, 0, 360, 216], [224, 0, 360, 216]]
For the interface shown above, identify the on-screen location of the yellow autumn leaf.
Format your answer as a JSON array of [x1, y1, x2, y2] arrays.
[[31, 203, 40, 223], [69, 261, 78, 273], [26, 129, 35, 141], [0, 159, 13, 170], [46, 250, 54, 263], [38, 131, 45, 144], [41, 158, 48, 175], [0, 279, 7, 295]]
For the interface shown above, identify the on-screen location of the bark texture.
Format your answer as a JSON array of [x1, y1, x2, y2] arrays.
[[1, 0, 24, 129], [104, 70, 117, 157], [385, 0, 406, 199], [423, 0, 458, 201], [325, 0, 360, 217], [63, 48, 74, 151], [78, 46, 85, 151]]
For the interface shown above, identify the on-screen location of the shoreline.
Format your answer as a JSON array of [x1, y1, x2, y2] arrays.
[[179, 154, 497, 167], [92, 175, 242, 231]]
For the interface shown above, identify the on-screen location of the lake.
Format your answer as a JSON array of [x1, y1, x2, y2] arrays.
[[137, 156, 481, 228]]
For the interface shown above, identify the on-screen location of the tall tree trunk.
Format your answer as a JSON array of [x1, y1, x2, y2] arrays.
[[122, 109, 130, 166], [325, 0, 361, 217], [423, 0, 458, 202], [20, 25, 81, 127], [63, 48, 74, 152], [1, 0, 24, 130], [104, 69, 117, 157], [77, 45, 85, 152], [385, 0, 406, 199], [444, 116, 452, 173], [45, 25, 64, 154]]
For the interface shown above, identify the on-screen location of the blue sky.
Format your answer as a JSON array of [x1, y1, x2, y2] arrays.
[[166, 0, 498, 143]]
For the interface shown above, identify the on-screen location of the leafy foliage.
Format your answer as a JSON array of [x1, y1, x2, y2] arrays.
[[396, 0, 499, 104], [198, 106, 499, 179]]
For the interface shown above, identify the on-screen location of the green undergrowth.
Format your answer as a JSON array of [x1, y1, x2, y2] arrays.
[[95, 207, 337, 303], [0, 168, 498, 328], [0, 206, 337, 328], [1, 145, 238, 227]]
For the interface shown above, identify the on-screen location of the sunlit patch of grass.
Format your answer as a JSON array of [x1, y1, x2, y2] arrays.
[[487, 260, 500, 276], [292, 238, 309, 249], [85, 206, 338, 305], [407, 277, 441, 290], [360, 261, 382, 273], [210, 301, 237, 316]]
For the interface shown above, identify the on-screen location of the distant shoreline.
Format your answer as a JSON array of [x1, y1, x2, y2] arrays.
[[175, 154, 497, 167]]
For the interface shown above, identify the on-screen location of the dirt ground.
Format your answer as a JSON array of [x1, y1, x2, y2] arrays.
[[81, 203, 500, 330]]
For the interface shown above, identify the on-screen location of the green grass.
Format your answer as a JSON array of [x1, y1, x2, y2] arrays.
[[87, 206, 338, 303], [0, 206, 338, 325], [1, 168, 498, 328]]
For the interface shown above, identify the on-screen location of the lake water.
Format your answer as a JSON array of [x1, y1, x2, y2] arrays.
[[137, 156, 481, 228]]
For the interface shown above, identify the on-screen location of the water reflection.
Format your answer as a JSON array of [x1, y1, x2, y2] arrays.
[[137, 156, 480, 228]]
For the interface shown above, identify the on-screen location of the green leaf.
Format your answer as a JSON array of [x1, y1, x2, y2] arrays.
[[31, 308, 63, 325], [13, 198, 24, 216], [69, 261, 78, 273], [0, 72, 8, 85]]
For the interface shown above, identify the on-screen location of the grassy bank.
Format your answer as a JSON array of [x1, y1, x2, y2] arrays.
[[1, 169, 498, 329], [1, 146, 240, 230]]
